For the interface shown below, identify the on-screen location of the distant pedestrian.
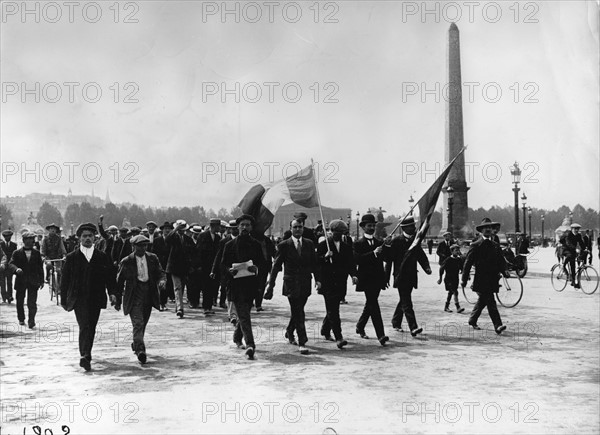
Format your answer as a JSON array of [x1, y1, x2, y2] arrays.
[[437, 244, 465, 313]]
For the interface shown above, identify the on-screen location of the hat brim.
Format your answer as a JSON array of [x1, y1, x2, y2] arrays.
[[476, 222, 499, 232]]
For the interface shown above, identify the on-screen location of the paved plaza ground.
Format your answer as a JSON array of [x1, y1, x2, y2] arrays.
[[1, 247, 598, 434]]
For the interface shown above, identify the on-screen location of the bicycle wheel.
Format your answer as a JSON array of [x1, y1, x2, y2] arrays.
[[496, 273, 523, 308], [551, 264, 568, 292], [578, 266, 599, 295], [462, 285, 477, 305]]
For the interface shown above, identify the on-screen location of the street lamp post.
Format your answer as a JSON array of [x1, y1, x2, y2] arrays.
[[521, 192, 527, 238], [447, 186, 454, 236], [510, 162, 522, 235], [541, 214, 545, 247], [408, 195, 414, 215], [528, 207, 532, 240]]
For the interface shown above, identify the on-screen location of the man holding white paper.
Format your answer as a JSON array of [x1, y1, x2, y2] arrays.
[[221, 214, 266, 360]]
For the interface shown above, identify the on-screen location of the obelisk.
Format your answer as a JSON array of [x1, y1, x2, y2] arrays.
[[442, 22, 470, 238]]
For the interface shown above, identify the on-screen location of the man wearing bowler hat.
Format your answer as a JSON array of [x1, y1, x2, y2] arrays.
[[60, 223, 116, 371], [385, 215, 432, 337], [114, 235, 166, 364], [354, 214, 390, 345], [1, 229, 18, 303], [221, 215, 266, 360], [461, 218, 508, 334], [265, 218, 321, 355], [8, 232, 44, 328]]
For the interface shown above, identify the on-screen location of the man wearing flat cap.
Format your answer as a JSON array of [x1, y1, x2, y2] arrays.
[[8, 232, 44, 328], [221, 215, 267, 360], [61, 223, 116, 371], [436, 231, 455, 266], [385, 215, 432, 337], [41, 223, 66, 285], [265, 218, 321, 355], [461, 218, 508, 334], [196, 218, 222, 315], [317, 219, 357, 349], [115, 235, 166, 364], [1, 229, 18, 303], [354, 213, 390, 345]]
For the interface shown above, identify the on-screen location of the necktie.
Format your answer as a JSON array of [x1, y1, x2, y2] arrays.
[[297, 239, 302, 255]]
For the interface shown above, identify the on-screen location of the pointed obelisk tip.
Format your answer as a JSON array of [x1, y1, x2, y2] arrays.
[[449, 22, 458, 31]]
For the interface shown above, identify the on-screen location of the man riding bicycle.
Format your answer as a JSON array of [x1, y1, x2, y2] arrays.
[[41, 224, 67, 286], [559, 223, 585, 288]]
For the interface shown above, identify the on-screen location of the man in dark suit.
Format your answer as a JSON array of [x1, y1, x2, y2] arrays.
[[196, 218, 222, 315], [583, 229, 593, 265], [211, 220, 239, 322], [354, 214, 389, 345], [265, 219, 321, 355], [115, 235, 166, 364], [145, 221, 159, 253], [461, 218, 508, 334], [1, 229, 18, 303], [187, 225, 204, 309], [111, 227, 132, 266], [560, 223, 584, 287], [436, 231, 454, 265], [252, 230, 276, 312], [221, 215, 266, 360], [282, 212, 318, 244], [154, 222, 172, 309], [165, 220, 194, 318], [8, 232, 44, 328], [317, 220, 357, 349], [386, 215, 432, 337], [60, 223, 116, 371], [97, 216, 118, 255]]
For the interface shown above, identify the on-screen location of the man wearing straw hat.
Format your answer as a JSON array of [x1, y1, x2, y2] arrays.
[[385, 215, 432, 337], [461, 218, 508, 334]]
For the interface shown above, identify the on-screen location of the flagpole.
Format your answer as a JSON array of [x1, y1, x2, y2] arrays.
[[311, 158, 332, 255], [388, 146, 467, 238]]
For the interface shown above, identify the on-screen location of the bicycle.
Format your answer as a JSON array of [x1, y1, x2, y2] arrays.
[[462, 271, 524, 308], [551, 255, 599, 295], [46, 258, 64, 305]]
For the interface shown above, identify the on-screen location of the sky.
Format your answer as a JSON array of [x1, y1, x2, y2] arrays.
[[1, 0, 598, 217]]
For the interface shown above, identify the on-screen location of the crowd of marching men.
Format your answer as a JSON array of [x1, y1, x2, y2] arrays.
[[0, 212, 515, 369]]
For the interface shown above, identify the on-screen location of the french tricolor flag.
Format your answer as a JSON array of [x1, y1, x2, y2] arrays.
[[238, 165, 319, 234]]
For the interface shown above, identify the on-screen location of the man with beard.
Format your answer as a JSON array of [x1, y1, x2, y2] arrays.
[[354, 214, 389, 345], [60, 223, 115, 371], [385, 215, 432, 337], [265, 219, 321, 355], [317, 220, 357, 349], [221, 215, 266, 360]]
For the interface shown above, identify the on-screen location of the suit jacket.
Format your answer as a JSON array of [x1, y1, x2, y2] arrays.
[[9, 248, 44, 290], [353, 237, 387, 292], [1, 240, 18, 262], [436, 239, 454, 264], [195, 231, 221, 274], [98, 223, 116, 255], [317, 237, 356, 296], [386, 234, 430, 290], [283, 227, 317, 244], [211, 234, 233, 280], [116, 252, 165, 315], [164, 229, 193, 277], [60, 248, 115, 311], [561, 231, 584, 254], [461, 238, 506, 294], [111, 237, 132, 265], [221, 235, 266, 301], [269, 237, 320, 298], [151, 234, 169, 267]]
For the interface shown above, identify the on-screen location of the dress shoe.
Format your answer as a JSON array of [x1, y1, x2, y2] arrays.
[[79, 357, 91, 372], [340, 299, 348, 304], [160, 305, 166, 311], [356, 328, 369, 339], [393, 326, 404, 332], [234, 340, 245, 349], [285, 332, 298, 345], [256, 306, 264, 312], [574, 283, 581, 289], [495, 325, 507, 335], [336, 339, 348, 349], [469, 323, 481, 330], [245, 347, 255, 360], [208, 310, 216, 315], [444, 307, 453, 313], [410, 327, 423, 337], [18, 321, 25, 326], [8, 298, 13, 304], [378, 336, 389, 346], [137, 351, 147, 364], [456, 307, 465, 313], [28, 323, 35, 329], [299, 346, 309, 355], [176, 311, 184, 319], [322, 334, 334, 342]]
